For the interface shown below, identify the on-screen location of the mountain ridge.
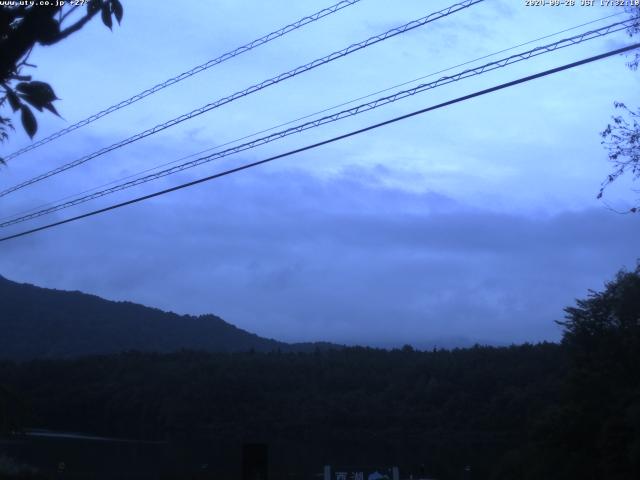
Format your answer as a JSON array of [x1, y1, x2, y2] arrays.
[[0, 275, 340, 360]]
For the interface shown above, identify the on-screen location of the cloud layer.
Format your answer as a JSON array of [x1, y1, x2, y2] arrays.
[[2, 167, 637, 347]]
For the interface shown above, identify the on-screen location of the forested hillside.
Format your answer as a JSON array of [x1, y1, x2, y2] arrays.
[[1, 265, 638, 479], [1, 344, 565, 479], [0, 275, 334, 359]]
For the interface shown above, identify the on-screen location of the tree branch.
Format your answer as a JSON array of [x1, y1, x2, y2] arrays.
[[0, 6, 59, 82], [46, 8, 99, 44], [59, 5, 80, 24]]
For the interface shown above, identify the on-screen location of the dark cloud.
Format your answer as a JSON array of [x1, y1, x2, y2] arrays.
[[1, 166, 637, 348]]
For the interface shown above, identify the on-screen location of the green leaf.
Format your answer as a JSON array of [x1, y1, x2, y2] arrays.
[[43, 102, 61, 118], [6, 89, 21, 112], [19, 93, 43, 112], [20, 105, 37, 139], [0, 116, 14, 131], [16, 81, 58, 105], [35, 16, 61, 45], [111, 0, 123, 24], [16, 81, 60, 115], [101, 3, 113, 29], [87, 0, 101, 14]]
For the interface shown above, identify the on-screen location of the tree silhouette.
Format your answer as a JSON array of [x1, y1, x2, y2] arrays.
[[550, 263, 640, 479], [0, 0, 123, 162], [599, 7, 640, 211]]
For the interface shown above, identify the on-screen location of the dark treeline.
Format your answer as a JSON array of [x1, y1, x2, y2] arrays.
[[1, 343, 564, 479], [1, 265, 639, 479]]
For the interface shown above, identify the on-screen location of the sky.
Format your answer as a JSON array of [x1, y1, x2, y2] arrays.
[[1, 0, 639, 347]]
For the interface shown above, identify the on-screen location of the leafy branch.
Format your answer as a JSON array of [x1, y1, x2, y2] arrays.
[[598, 8, 640, 212], [0, 0, 123, 162], [599, 102, 640, 212]]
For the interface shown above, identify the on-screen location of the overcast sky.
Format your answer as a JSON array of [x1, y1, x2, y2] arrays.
[[1, 0, 639, 347]]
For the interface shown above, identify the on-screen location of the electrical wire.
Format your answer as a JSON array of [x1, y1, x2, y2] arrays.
[[0, 0, 484, 198], [1, 18, 634, 228], [1, 43, 637, 243], [0, 11, 624, 225], [1, 0, 364, 162]]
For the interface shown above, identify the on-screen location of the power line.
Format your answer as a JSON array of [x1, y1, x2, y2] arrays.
[[1, 0, 364, 162], [2, 11, 624, 226], [3, 10, 620, 225], [0, 0, 484, 198], [4, 11, 624, 227], [1, 43, 637, 243], [1, 19, 633, 228]]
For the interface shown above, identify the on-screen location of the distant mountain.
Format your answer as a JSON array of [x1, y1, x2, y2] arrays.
[[0, 275, 338, 360]]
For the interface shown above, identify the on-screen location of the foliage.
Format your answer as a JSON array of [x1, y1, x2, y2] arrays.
[[0, 455, 42, 479], [599, 7, 640, 209], [625, 6, 640, 71], [522, 264, 640, 480], [559, 263, 640, 359], [1, 267, 639, 478], [599, 103, 640, 211], [0, 0, 123, 162], [0, 344, 566, 479]]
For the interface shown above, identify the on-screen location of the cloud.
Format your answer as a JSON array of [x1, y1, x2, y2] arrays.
[[1, 166, 638, 348]]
